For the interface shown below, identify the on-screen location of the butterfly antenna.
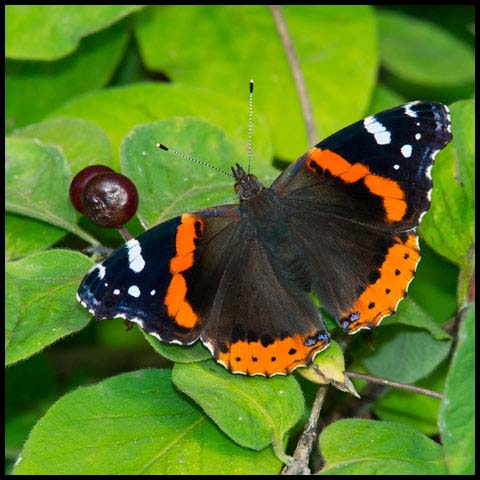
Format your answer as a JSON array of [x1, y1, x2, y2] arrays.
[[247, 79, 254, 175], [156, 144, 234, 178]]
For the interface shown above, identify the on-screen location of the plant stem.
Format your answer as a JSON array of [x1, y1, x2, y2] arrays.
[[344, 371, 443, 400], [269, 5, 318, 146], [281, 385, 328, 475], [118, 226, 133, 241]]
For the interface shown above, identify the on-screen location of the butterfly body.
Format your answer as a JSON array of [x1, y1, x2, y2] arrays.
[[78, 101, 452, 376]]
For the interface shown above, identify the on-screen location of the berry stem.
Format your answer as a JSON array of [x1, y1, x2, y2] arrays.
[[118, 226, 133, 241]]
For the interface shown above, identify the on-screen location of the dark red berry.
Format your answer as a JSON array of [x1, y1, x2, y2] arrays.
[[69, 165, 114, 213], [82, 172, 138, 229]]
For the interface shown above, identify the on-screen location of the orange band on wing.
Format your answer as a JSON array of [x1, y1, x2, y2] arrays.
[[164, 214, 204, 328], [343, 233, 420, 333], [307, 148, 407, 222], [217, 331, 329, 376]]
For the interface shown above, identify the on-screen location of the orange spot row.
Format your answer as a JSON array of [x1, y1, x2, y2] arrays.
[[164, 214, 203, 328], [217, 333, 328, 376], [308, 148, 407, 222], [345, 233, 420, 332]]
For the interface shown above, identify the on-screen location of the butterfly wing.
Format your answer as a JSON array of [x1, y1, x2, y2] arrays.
[[78, 201, 329, 376], [78, 205, 240, 345], [271, 101, 452, 333], [198, 226, 330, 376]]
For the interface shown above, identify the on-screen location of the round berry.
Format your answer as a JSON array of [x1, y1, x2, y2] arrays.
[[69, 165, 114, 214], [82, 172, 138, 229]]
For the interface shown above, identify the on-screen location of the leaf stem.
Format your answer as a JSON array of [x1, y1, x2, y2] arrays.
[[344, 371, 443, 400], [269, 5, 318, 146]]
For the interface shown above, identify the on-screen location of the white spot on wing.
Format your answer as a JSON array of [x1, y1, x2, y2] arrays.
[[128, 285, 141, 298], [97, 264, 106, 280], [393, 164, 400, 170], [404, 103, 419, 118], [363, 116, 391, 145], [113, 289, 120, 295], [401, 144, 413, 158], [150, 289, 156, 296], [126, 239, 145, 273], [415, 133, 422, 140]]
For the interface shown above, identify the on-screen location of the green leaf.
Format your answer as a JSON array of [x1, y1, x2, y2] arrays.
[[5, 137, 96, 245], [50, 83, 273, 171], [297, 340, 359, 397], [5, 271, 21, 361], [377, 10, 474, 87], [420, 100, 475, 269], [6, 354, 56, 457], [12, 117, 113, 174], [373, 362, 445, 435], [134, 5, 378, 158], [5, 250, 94, 366], [14, 369, 281, 474], [362, 325, 451, 384], [6, 5, 144, 60], [367, 84, 405, 115], [6, 20, 129, 132], [5, 213, 66, 262], [143, 332, 211, 364], [7, 119, 112, 254], [122, 117, 278, 227], [319, 419, 447, 474], [172, 360, 304, 453], [439, 304, 475, 474], [408, 241, 458, 325], [6, 137, 74, 224], [382, 297, 451, 341]]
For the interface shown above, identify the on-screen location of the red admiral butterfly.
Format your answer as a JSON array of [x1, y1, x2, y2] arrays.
[[78, 101, 452, 376]]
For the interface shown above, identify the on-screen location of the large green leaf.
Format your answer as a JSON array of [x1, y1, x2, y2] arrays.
[[172, 360, 304, 452], [7, 118, 114, 254], [5, 250, 94, 366], [6, 5, 144, 60], [12, 117, 113, 174], [5, 213, 66, 261], [134, 5, 378, 158], [373, 362, 445, 435], [367, 84, 405, 115], [5, 137, 96, 245], [50, 82, 273, 171], [377, 10, 474, 87], [319, 419, 447, 474], [439, 304, 475, 474], [121, 117, 277, 227], [6, 355, 57, 459], [361, 325, 451, 384], [381, 297, 450, 341], [6, 20, 129, 132], [407, 241, 458, 326], [420, 100, 474, 269], [14, 369, 281, 474]]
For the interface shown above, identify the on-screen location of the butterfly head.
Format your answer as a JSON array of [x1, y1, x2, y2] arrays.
[[232, 163, 264, 201]]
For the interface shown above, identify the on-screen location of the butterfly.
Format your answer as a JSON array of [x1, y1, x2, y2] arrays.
[[78, 101, 452, 376]]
